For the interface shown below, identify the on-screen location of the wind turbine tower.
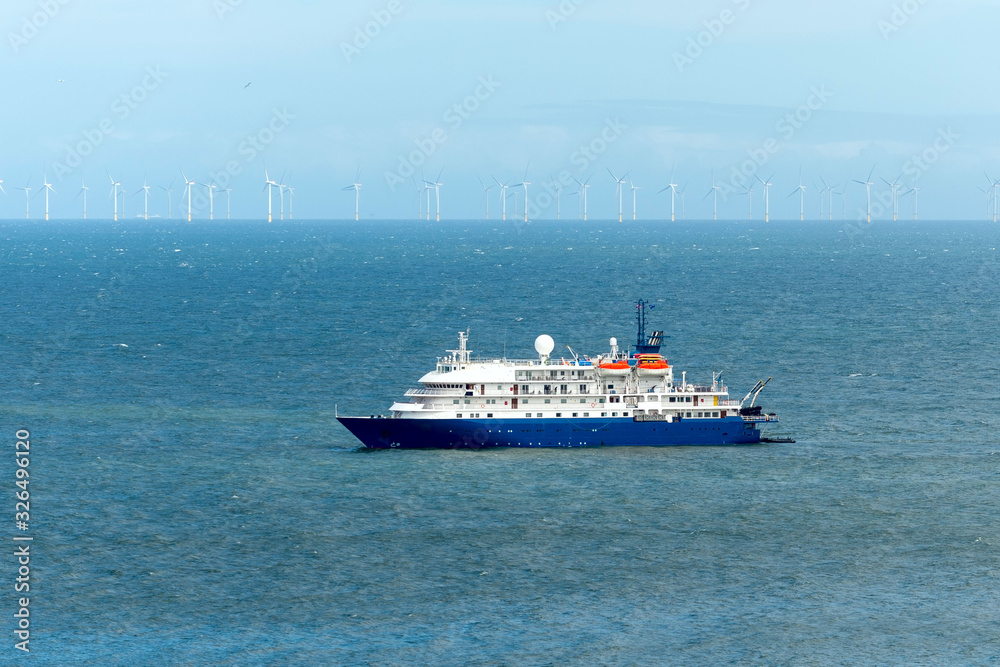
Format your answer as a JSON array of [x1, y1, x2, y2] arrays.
[[755, 173, 775, 222], [424, 169, 443, 222], [343, 166, 362, 221], [41, 173, 55, 221], [573, 177, 591, 221], [108, 173, 120, 221], [263, 170, 277, 222], [76, 179, 89, 219], [608, 169, 628, 223], [138, 178, 152, 220], [789, 170, 806, 221], [630, 178, 641, 220], [705, 170, 721, 221], [854, 165, 876, 224], [181, 172, 196, 222]]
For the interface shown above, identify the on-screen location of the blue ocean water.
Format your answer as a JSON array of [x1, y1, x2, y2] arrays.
[[2, 218, 999, 664]]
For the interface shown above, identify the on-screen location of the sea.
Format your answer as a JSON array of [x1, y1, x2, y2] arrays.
[[2, 218, 999, 665]]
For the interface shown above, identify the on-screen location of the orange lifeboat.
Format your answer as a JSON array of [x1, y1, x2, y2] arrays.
[[597, 360, 631, 376], [636, 355, 670, 376]]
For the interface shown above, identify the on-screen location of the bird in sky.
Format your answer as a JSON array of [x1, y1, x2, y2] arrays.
[[244, 82, 252, 90]]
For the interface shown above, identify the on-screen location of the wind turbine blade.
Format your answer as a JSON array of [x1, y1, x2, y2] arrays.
[[867, 164, 876, 182]]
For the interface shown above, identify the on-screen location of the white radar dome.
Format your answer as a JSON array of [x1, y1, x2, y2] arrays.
[[610, 337, 618, 347], [534, 335, 555, 357]]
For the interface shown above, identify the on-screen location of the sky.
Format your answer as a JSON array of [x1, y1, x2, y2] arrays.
[[3, 0, 1000, 221]]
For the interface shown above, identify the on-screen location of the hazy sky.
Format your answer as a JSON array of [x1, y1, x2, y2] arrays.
[[3, 0, 1000, 221]]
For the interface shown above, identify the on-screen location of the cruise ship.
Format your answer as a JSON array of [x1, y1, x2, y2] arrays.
[[338, 301, 782, 449]]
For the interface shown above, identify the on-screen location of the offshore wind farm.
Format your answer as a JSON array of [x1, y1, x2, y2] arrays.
[[1, 161, 998, 223]]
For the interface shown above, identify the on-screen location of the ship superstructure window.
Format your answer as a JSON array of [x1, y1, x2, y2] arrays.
[[457, 414, 463, 418]]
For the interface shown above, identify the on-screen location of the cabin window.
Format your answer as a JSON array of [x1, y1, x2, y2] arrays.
[[601, 412, 607, 417], [457, 414, 463, 418], [584, 412, 590, 417], [453, 400, 459, 404], [561, 399, 567, 404], [623, 412, 629, 417], [556, 413, 562, 418], [545, 399, 551, 404], [713, 411, 719, 418], [537, 413, 543, 418], [526, 413, 532, 418], [487, 414, 493, 418]]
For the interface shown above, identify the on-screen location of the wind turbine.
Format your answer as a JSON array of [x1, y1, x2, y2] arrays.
[[16, 179, 31, 219], [658, 167, 680, 222], [136, 177, 152, 220], [629, 177, 641, 220], [343, 166, 362, 221], [739, 182, 754, 220], [551, 174, 564, 220], [881, 176, 902, 221], [493, 176, 510, 221], [224, 187, 232, 220], [680, 184, 687, 220], [181, 171, 196, 222], [755, 173, 775, 222], [75, 179, 89, 219], [704, 169, 721, 220], [41, 172, 55, 221], [263, 169, 277, 222], [789, 170, 806, 221], [511, 164, 531, 223], [835, 184, 848, 220], [201, 182, 217, 220], [572, 176, 591, 221], [287, 185, 294, 219], [853, 165, 876, 224], [158, 180, 175, 220], [478, 177, 494, 220], [107, 172, 120, 221], [903, 186, 920, 220], [412, 176, 425, 220], [984, 172, 999, 223], [608, 168, 629, 223], [819, 177, 835, 221], [424, 169, 443, 222]]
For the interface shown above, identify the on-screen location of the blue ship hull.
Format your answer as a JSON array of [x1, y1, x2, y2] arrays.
[[338, 416, 762, 449]]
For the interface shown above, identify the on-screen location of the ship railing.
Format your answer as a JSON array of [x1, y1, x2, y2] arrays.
[[742, 414, 780, 423], [405, 388, 465, 397]]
